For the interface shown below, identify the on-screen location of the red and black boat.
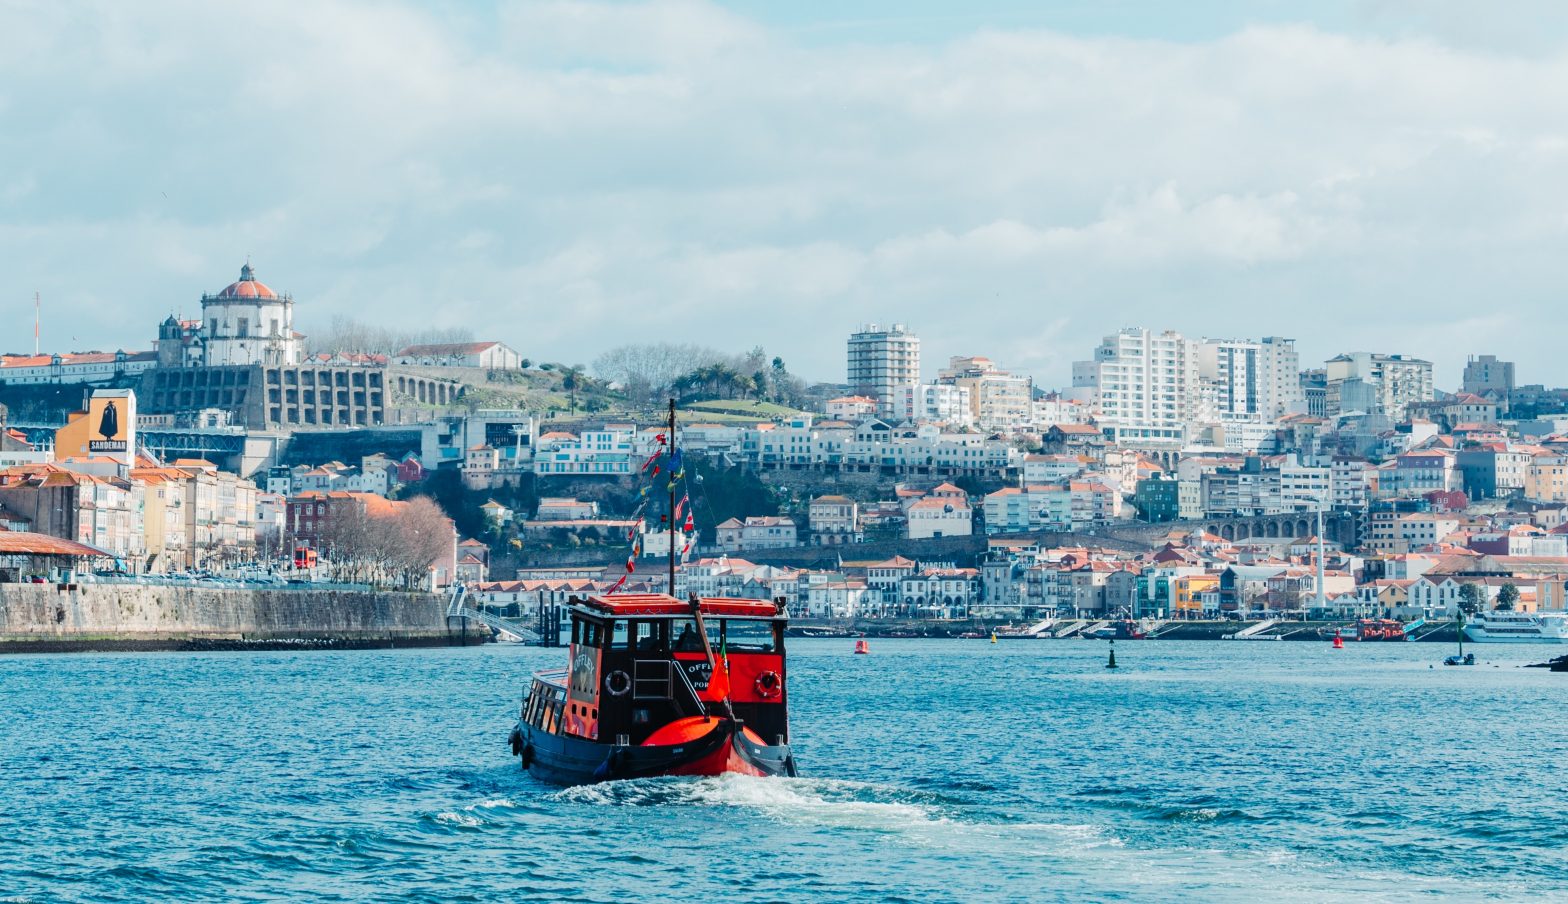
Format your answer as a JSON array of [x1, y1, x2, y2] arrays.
[[509, 592, 797, 784]]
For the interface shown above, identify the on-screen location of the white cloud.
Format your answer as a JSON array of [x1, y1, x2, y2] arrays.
[[2, 2, 1568, 387]]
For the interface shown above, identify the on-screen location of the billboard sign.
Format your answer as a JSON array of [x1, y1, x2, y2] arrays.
[[85, 392, 135, 458]]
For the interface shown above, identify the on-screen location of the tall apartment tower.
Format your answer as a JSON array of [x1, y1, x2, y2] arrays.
[[847, 323, 921, 418], [1196, 336, 1303, 421], [1461, 355, 1515, 396], [1074, 328, 1198, 447]]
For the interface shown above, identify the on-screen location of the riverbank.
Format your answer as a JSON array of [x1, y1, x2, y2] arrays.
[[794, 618, 1464, 642], [0, 583, 462, 654]]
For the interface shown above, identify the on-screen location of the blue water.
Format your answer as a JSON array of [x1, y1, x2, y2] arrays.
[[3, 640, 1566, 902]]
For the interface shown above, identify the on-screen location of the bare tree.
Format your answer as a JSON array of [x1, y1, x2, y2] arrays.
[[593, 342, 723, 404], [307, 315, 479, 356], [392, 496, 456, 589]]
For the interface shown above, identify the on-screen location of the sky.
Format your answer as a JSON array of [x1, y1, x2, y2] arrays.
[[4, 0, 1568, 389]]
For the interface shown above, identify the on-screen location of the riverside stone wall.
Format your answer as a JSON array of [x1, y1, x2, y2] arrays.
[[0, 584, 452, 652]]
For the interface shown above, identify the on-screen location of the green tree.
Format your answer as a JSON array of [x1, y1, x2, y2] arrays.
[[1497, 582, 1519, 611], [1457, 582, 1483, 614], [561, 365, 584, 412]]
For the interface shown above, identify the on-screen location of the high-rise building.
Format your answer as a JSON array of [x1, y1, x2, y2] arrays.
[[1195, 337, 1303, 423], [1074, 328, 1198, 447], [1323, 353, 1434, 421], [847, 323, 921, 418], [1462, 355, 1515, 396], [935, 356, 1032, 431]]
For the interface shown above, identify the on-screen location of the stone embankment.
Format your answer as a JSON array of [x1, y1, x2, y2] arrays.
[[0, 583, 458, 654]]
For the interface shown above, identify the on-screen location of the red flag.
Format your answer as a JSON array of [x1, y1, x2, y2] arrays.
[[626, 557, 636, 573], [608, 574, 628, 592], [707, 654, 731, 700]]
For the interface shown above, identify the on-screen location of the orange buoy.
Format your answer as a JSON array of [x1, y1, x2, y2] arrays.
[[853, 639, 870, 655]]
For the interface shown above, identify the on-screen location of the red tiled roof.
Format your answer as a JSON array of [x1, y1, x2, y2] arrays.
[[0, 531, 111, 557], [213, 264, 281, 300]]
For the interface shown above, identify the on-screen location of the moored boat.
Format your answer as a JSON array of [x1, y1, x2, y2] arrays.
[[509, 592, 797, 785], [1462, 611, 1568, 644], [1355, 618, 1407, 642]]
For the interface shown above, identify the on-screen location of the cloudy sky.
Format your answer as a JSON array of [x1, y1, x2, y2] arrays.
[[4, 1, 1567, 388]]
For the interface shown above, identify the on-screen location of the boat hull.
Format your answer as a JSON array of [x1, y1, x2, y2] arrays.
[[510, 718, 797, 786]]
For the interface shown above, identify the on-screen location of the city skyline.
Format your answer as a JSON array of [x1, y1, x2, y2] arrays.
[[7, 2, 1568, 387]]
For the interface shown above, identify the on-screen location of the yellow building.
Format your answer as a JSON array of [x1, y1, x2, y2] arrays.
[[1525, 453, 1568, 503], [1173, 574, 1219, 617]]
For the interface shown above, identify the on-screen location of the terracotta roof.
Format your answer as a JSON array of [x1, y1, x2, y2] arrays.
[[213, 263, 281, 300], [0, 531, 111, 557]]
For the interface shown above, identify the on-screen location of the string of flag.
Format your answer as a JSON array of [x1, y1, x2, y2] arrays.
[[607, 426, 697, 593]]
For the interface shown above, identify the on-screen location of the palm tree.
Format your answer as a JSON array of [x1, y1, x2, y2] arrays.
[[562, 366, 584, 412]]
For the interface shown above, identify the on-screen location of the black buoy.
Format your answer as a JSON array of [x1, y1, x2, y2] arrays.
[[1107, 638, 1118, 669]]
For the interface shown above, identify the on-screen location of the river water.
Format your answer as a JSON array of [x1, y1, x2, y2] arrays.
[[2, 639, 1565, 902]]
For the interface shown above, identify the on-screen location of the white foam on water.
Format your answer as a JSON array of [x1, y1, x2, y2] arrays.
[[432, 811, 481, 828], [432, 796, 518, 827], [553, 774, 947, 834]]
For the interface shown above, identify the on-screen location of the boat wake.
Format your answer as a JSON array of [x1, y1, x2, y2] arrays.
[[551, 774, 1124, 853], [553, 774, 944, 832]]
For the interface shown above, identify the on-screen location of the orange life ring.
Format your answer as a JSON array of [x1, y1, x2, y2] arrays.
[[754, 670, 782, 699]]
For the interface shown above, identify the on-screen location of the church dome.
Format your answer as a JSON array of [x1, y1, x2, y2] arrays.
[[215, 263, 281, 300]]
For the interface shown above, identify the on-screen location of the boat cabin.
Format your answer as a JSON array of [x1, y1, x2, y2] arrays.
[[523, 593, 790, 748]]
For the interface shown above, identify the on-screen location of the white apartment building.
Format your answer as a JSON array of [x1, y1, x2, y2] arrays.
[[1074, 328, 1198, 447], [906, 496, 973, 539], [1196, 336, 1303, 423], [895, 383, 973, 427], [847, 323, 921, 418], [1330, 457, 1370, 508], [1022, 454, 1087, 486], [534, 428, 652, 477]]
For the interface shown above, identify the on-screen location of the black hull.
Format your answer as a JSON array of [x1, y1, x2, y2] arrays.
[[508, 719, 797, 785]]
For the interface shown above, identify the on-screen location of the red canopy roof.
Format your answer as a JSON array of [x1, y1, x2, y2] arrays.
[[581, 593, 781, 618], [0, 531, 111, 557]]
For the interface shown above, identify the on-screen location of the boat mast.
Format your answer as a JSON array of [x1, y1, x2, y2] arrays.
[[668, 397, 677, 598]]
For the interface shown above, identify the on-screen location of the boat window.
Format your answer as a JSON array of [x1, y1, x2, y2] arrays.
[[722, 619, 775, 653], [578, 621, 604, 648], [633, 620, 667, 651], [670, 618, 718, 652], [609, 620, 630, 649]]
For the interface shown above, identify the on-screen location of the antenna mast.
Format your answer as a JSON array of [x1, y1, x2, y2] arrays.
[[668, 397, 678, 597], [34, 292, 41, 355]]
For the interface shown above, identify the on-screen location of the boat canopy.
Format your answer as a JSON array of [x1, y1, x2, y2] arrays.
[[577, 593, 783, 619]]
